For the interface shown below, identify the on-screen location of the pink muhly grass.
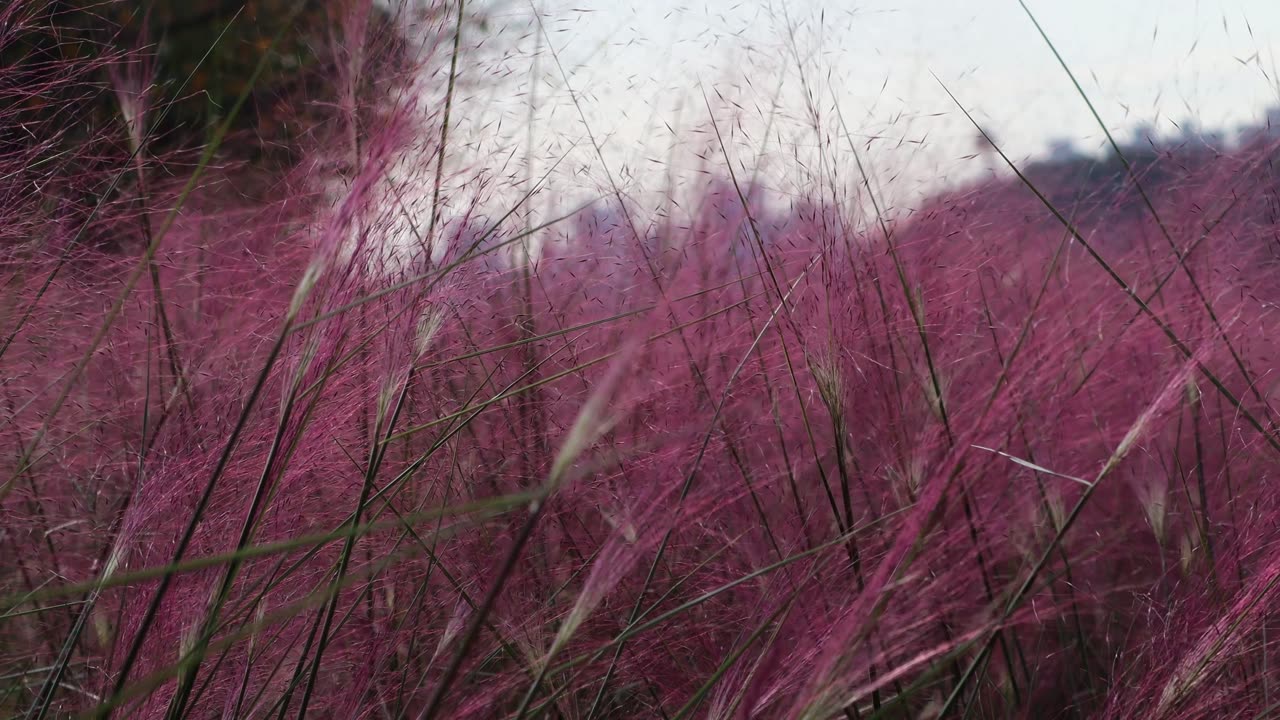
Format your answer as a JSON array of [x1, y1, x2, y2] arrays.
[[7, 1, 1280, 719]]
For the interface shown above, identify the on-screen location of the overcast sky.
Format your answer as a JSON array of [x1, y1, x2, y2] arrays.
[[407, 0, 1280, 218]]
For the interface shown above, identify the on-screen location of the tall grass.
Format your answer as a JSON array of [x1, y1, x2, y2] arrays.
[[5, 1, 1280, 718]]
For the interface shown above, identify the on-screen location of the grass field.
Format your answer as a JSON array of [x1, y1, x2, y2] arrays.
[[5, 1, 1280, 717]]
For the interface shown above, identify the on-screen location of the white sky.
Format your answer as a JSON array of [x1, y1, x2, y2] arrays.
[[407, 1, 1280, 219]]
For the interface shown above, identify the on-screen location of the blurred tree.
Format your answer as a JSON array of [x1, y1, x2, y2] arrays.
[[108, 0, 345, 161], [1, 0, 396, 164]]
